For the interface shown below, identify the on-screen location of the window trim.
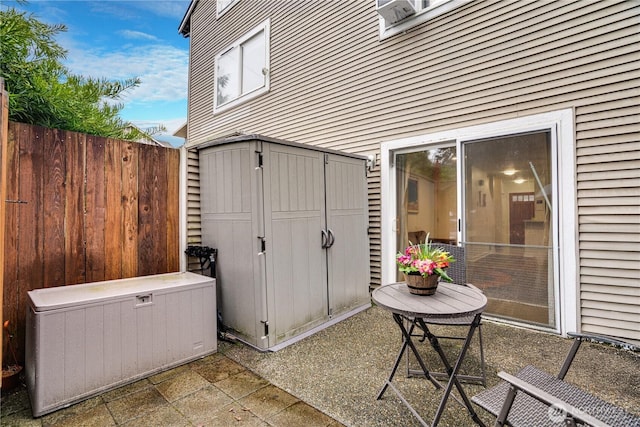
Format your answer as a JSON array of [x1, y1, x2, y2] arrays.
[[217, 0, 240, 18], [377, 0, 472, 40], [380, 109, 577, 336], [213, 19, 270, 114]]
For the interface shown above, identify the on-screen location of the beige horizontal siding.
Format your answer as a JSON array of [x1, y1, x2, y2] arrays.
[[185, 0, 640, 329], [582, 282, 640, 295], [186, 148, 203, 272], [576, 82, 640, 340], [186, 0, 638, 147]]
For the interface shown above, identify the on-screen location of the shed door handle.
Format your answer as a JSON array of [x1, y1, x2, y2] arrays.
[[327, 229, 335, 249]]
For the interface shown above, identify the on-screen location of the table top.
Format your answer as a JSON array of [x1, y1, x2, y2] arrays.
[[372, 282, 487, 319]]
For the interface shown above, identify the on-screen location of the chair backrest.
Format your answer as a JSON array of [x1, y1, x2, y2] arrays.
[[437, 243, 466, 285]]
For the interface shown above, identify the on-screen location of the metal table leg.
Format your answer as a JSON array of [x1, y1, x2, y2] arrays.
[[419, 314, 486, 427], [377, 314, 442, 426], [377, 314, 441, 399]]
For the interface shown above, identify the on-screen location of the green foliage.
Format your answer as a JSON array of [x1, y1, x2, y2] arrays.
[[0, 5, 145, 140]]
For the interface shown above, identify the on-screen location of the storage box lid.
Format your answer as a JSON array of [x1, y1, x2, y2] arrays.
[[28, 272, 214, 312]]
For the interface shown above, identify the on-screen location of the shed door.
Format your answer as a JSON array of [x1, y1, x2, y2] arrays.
[[199, 142, 267, 347], [263, 144, 328, 345], [325, 154, 370, 316]]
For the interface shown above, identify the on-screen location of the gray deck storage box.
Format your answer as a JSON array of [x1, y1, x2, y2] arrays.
[[199, 135, 370, 351], [25, 272, 216, 417]]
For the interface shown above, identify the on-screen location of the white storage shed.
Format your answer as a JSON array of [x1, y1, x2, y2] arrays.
[[198, 135, 370, 351]]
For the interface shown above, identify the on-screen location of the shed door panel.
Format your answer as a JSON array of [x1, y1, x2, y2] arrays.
[[325, 154, 370, 316], [263, 144, 328, 344], [199, 143, 264, 346]]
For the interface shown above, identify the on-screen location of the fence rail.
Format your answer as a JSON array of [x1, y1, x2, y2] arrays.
[[2, 121, 180, 364]]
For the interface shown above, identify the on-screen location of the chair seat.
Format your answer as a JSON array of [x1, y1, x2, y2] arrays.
[[472, 365, 640, 427]]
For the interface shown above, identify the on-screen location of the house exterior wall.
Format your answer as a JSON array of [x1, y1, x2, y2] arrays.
[[183, 0, 640, 340]]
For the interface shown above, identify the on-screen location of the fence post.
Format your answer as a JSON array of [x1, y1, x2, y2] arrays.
[[0, 77, 8, 370]]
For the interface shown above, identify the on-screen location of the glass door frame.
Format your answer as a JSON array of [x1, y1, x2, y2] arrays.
[[380, 109, 577, 335]]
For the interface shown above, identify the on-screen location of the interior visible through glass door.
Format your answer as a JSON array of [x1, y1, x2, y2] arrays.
[[463, 131, 555, 328], [395, 146, 457, 281]]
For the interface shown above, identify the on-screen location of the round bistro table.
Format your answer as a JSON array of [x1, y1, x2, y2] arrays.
[[372, 281, 488, 427]]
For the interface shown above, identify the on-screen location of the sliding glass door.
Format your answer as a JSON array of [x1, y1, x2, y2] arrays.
[[462, 132, 555, 328], [394, 131, 557, 328]]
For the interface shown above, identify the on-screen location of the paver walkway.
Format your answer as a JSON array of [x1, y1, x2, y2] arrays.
[[1, 352, 344, 427]]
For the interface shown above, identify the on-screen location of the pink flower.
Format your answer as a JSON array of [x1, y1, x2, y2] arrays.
[[413, 259, 435, 275], [397, 254, 412, 265]]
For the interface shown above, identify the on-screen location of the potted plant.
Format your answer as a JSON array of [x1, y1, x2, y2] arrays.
[[396, 235, 455, 295], [2, 320, 23, 392]]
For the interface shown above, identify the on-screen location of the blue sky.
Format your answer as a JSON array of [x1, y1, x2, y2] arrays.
[[5, 0, 191, 145]]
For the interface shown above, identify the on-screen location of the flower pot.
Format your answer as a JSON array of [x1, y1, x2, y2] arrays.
[[2, 365, 23, 393], [405, 273, 439, 295]]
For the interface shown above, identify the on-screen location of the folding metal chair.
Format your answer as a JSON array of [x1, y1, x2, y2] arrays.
[[406, 243, 487, 386]]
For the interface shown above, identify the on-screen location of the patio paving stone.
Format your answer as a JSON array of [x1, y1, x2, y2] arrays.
[[237, 384, 300, 419], [186, 352, 226, 369], [105, 387, 168, 425], [148, 364, 191, 385], [213, 370, 269, 400], [42, 404, 115, 427], [171, 385, 233, 425], [120, 405, 190, 427], [99, 379, 152, 403], [154, 370, 211, 402], [201, 401, 269, 427], [266, 400, 337, 427], [40, 396, 104, 426], [191, 356, 246, 383]]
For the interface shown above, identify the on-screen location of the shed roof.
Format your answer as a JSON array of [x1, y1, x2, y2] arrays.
[[197, 134, 368, 161]]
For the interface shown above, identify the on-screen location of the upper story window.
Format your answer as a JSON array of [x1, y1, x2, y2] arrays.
[[376, 0, 471, 39], [217, 0, 239, 18], [214, 19, 270, 113]]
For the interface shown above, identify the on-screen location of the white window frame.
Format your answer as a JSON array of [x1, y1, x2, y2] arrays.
[[377, 0, 472, 40], [217, 0, 240, 18], [213, 19, 270, 114], [380, 109, 578, 336]]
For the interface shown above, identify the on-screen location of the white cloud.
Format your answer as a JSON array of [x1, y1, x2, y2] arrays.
[[119, 30, 158, 41], [65, 44, 189, 104]]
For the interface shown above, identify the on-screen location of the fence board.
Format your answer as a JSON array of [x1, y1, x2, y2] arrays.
[[16, 125, 45, 360], [155, 148, 168, 274], [86, 135, 106, 283], [167, 151, 180, 272], [138, 146, 159, 276], [64, 131, 86, 285], [104, 139, 122, 280], [43, 128, 66, 287], [121, 142, 139, 278], [2, 122, 180, 364]]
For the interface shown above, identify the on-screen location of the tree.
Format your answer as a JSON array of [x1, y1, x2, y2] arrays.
[[0, 5, 151, 140]]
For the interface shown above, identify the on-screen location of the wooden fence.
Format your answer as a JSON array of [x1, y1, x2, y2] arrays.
[[2, 121, 180, 364]]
